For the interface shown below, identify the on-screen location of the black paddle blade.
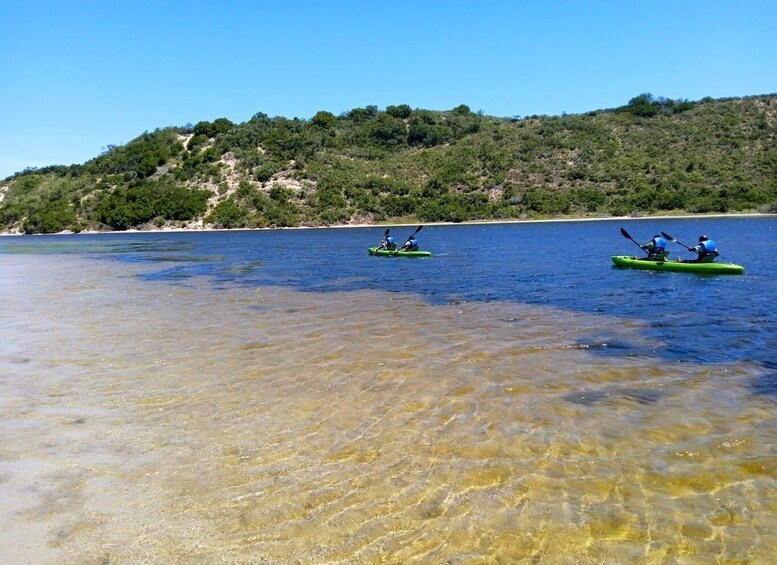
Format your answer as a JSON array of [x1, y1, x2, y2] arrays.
[[403, 225, 423, 242], [384, 229, 390, 236], [621, 227, 648, 255]]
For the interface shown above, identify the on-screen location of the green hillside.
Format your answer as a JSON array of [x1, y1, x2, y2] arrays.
[[1, 94, 775, 234]]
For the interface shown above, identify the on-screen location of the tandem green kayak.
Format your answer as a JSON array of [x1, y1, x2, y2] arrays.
[[368, 247, 432, 257], [611, 255, 744, 274]]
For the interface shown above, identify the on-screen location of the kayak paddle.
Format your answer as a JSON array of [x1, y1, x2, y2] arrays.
[[378, 228, 390, 249], [662, 231, 730, 261], [393, 225, 423, 255], [660, 231, 694, 251], [620, 227, 648, 255]]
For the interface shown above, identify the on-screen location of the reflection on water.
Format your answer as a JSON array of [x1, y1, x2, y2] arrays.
[[2, 254, 776, 563]]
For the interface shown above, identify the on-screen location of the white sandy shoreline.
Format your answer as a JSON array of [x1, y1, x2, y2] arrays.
[[0, 212, 771, 237]]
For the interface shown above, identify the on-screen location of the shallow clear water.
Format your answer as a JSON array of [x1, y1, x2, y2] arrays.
[[1, 217, 776, 563]]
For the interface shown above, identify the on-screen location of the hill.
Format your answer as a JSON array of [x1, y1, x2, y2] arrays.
[[1, 94, 775, 234]]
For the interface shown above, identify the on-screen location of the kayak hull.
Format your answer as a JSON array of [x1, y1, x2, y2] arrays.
[[368, 247, 431, 257], [611, 255, 744, 274]]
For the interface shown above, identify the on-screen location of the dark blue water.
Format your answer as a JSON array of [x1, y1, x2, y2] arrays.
[[3, 217, 775, 381]]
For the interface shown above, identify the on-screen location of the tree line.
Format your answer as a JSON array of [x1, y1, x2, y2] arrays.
[[1, 94, 775, 234]]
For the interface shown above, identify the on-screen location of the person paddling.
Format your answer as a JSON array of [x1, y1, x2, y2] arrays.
[[377, 230, 396, 250], [640, 234, 668, 261], [399, 235, 419, 252], [687, 235, 719, 263]]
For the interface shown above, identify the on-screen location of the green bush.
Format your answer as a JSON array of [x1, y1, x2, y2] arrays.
[[312, 111, 337, 129], [192, 118, 234, 138], [370, 115, 407, 148], [207, 199, 249, 228], [187, 134, 209, 151], [95, 181, 210, 230], [408, 123, 453, 147], [319, 207, 351, 225], [22, 198, 78, 234], [84, 128, 183, 177], [347, 105, 379, 121], [386, 104, 412, 119], [382, 194, 416, 217]]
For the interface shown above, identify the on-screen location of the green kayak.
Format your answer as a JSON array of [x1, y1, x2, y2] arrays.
[[368, 247, 432, 257], [611, 255, 744, 274]]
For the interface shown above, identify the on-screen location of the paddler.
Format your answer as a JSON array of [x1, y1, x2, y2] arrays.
[[640, 234, 668, 261], [377, 232, 396, 250], [399, 235, 419, 252], [687, 235, 719, 263]]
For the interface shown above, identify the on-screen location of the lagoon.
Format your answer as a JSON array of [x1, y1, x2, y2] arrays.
[[1, 217, 776, 562]]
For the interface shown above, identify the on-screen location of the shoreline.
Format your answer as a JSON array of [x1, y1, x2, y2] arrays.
[[0, 212, 772, 237]]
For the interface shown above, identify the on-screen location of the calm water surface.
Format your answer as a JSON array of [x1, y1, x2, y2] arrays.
[[1, 217, 776, 563]]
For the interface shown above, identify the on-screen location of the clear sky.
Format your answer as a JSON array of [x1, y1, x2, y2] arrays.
[[2, 0, 776, 179]]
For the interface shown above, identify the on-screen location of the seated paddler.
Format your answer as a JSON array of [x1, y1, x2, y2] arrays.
[[640, 234, 669, 261], [377, 234, 396, 250], [399, 235, 419, 252], [688, 235, 719, 263]]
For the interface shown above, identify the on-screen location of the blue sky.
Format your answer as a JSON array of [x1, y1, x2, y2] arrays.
[[2, 0, 776, 179]]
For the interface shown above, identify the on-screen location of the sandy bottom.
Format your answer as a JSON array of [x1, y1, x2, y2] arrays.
[[1, 255, 775, 563]]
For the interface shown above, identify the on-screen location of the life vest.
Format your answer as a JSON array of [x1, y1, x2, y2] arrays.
[[700, 239, 717, 253]]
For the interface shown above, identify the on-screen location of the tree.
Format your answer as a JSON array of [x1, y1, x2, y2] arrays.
[[624, 93, 659, 117], [386, 104, 412, 119], [213, 117, 235, 134], [347, 105, 379, 121], [370, 114, 407, 148], [192, 121, 217, 138], [408, 123, 452, 147], [312, 110, 337, 129], [22, 198, 77, 234], [206, 199, 249, 228]]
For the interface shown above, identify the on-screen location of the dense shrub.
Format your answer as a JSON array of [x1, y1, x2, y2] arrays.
[[84, 128, 184, 177], [347, 105, 379, 122], [408, 123, 453, 147], [22, 198, 78, 234], [370, 115, 407, 148], [312, 111, 337, 129], [386, 104, 412, 119], [187, 134, 209, 151], [207, 199, 249, 229], [96, 181, 210, 230], [192, 118, 235, 138]]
